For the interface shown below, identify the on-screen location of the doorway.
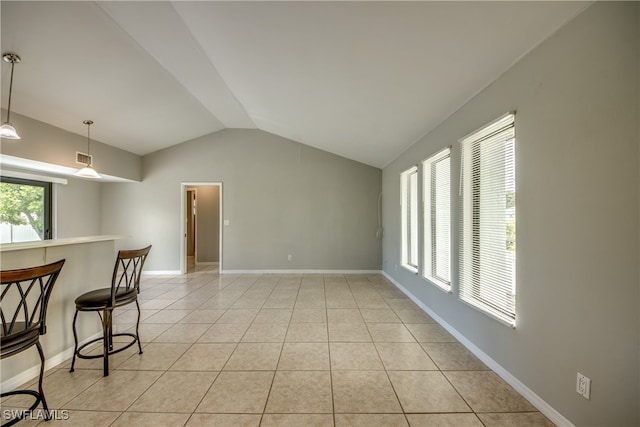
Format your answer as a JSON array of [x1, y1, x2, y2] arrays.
[[186, 189, 196, 266], [180, 182, 222, 274]]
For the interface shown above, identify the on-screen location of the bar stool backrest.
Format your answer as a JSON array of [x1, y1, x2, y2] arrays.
[[111, 245, 151, 304], [1, 259, 66, 342]]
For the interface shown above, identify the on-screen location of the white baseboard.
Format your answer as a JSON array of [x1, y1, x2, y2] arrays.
[[382, 271, 574, 427], [221, 269, 382, 275], [145, 269, 379, 276], [142, 270, 181, 276], [1, 331, 102, 392]]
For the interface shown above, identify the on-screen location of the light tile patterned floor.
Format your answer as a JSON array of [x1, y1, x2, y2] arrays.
[[2, 265, 554, 426]]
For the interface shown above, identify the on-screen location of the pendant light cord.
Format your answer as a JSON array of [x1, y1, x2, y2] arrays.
[[5, 59, 15, 124], [83, 120, 94, 165]]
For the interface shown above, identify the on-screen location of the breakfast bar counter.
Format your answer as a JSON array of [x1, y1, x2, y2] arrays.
[[1, 235, 125, 388]]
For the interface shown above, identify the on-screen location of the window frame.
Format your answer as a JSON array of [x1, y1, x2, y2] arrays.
[[459, 113, 516, 326], [421, 147, 452, 292], [0, 176, 53, 242], [400, 166, 419, 273]]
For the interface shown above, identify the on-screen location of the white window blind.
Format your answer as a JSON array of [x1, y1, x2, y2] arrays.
[[422, 148, 451, 291], [459, 113, 516, 326], [400, 166, 419, 271]]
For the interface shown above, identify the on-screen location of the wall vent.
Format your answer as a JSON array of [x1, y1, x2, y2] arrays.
[[76, 151, 93, 166]]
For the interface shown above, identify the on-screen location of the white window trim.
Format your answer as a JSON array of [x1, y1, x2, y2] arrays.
[[1, 170, 66, 240], [0, 169, 68, 185], [459, 112, 516, 327], [422, 147, 451, 292], [400, 166, 419, 273]]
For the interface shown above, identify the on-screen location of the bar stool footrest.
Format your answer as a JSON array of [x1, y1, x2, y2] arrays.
[[0, 390, 50, 426], [75, 332, 140, 360]]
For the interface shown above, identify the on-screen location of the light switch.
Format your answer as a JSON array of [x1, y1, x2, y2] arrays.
[[224, 219, 229, 226]]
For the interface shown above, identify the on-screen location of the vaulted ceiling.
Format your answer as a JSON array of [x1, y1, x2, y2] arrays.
[[1, 1, 589, 168]]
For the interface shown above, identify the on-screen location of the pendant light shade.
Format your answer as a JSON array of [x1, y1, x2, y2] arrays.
[[1, 52, 21, 140], [75, 165, 101, 179], [75, 120, 101, 179], [0, 123, 20, 139]]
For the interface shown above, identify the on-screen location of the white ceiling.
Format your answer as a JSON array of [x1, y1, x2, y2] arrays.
[[1, 1, 589, 168]]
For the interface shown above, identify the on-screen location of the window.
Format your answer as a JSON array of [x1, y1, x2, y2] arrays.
[[459, 113, 516, 326], [422, 148, 451, 291], [0, 176, 52, 243], [400, 166, 419, 271]]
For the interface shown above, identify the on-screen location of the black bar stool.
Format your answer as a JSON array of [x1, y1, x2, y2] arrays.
[[1, 259, 66, 427], [70, 245, 151, 376]]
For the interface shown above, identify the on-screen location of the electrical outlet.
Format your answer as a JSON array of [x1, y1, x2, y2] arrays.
[[576, 373, 591, 399], [287, 255, 292, 261]]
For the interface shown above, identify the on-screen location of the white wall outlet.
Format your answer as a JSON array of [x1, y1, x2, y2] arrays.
[[287, 254, 292, 261], [576, 372, 591, 399]]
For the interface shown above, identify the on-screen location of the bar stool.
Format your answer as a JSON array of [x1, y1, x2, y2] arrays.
[[70, 245, 151, 376], [1, 259, 66, 427]]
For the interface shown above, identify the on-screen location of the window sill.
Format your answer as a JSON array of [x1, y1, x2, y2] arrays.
[[0, 235, 127, 252], [401, 264, 419, 275], [422, 275, 452, 293], [459, 296, 516, 328]]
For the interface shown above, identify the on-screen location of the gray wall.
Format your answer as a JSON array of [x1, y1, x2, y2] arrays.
[[55, 176, 102, 238], [1, 111, 142, 182], [382, 3, 639, 426], [193, 185, 219, 263], [0, 113, 135, 242], [102, 129, 382, 272]]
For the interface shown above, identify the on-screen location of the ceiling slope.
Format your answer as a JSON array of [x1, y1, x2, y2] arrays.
[[1, 1, 225, 155], [97, 1, 255, 129], [1, 1, 589, 167]]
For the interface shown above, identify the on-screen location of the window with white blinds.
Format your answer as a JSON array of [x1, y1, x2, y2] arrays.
[[422, 148, 451, 291], [400, 166, 419, 272], [459, 113, 516, 326]]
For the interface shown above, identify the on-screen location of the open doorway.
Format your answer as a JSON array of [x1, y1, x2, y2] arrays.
[[180, 182, 222, 274]]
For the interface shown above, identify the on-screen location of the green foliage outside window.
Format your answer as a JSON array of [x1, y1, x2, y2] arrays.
[[0, 181, 47, 240], [506, 190, 515, 253]]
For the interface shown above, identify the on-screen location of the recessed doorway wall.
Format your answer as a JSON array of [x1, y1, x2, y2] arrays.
[[180, 182, 222, 274]]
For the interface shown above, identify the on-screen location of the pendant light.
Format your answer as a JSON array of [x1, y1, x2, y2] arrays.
[[1, 52, 21, 139], [75, 120, 101, 179]]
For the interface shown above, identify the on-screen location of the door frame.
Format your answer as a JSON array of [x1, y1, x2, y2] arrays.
[[180, 182, 223, 274], [186, 188, 197, 261]]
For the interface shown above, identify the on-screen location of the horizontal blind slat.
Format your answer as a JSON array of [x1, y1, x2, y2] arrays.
[[423, 148, 451, 291], [460, 114, 516, 325]]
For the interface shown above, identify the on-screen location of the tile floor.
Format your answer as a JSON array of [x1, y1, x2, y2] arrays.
[[2, 264, 554, 426]]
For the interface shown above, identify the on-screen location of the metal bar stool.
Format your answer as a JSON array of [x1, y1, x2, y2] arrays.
[[70, 245, 151, 376], [1, 259, 66, 427]]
